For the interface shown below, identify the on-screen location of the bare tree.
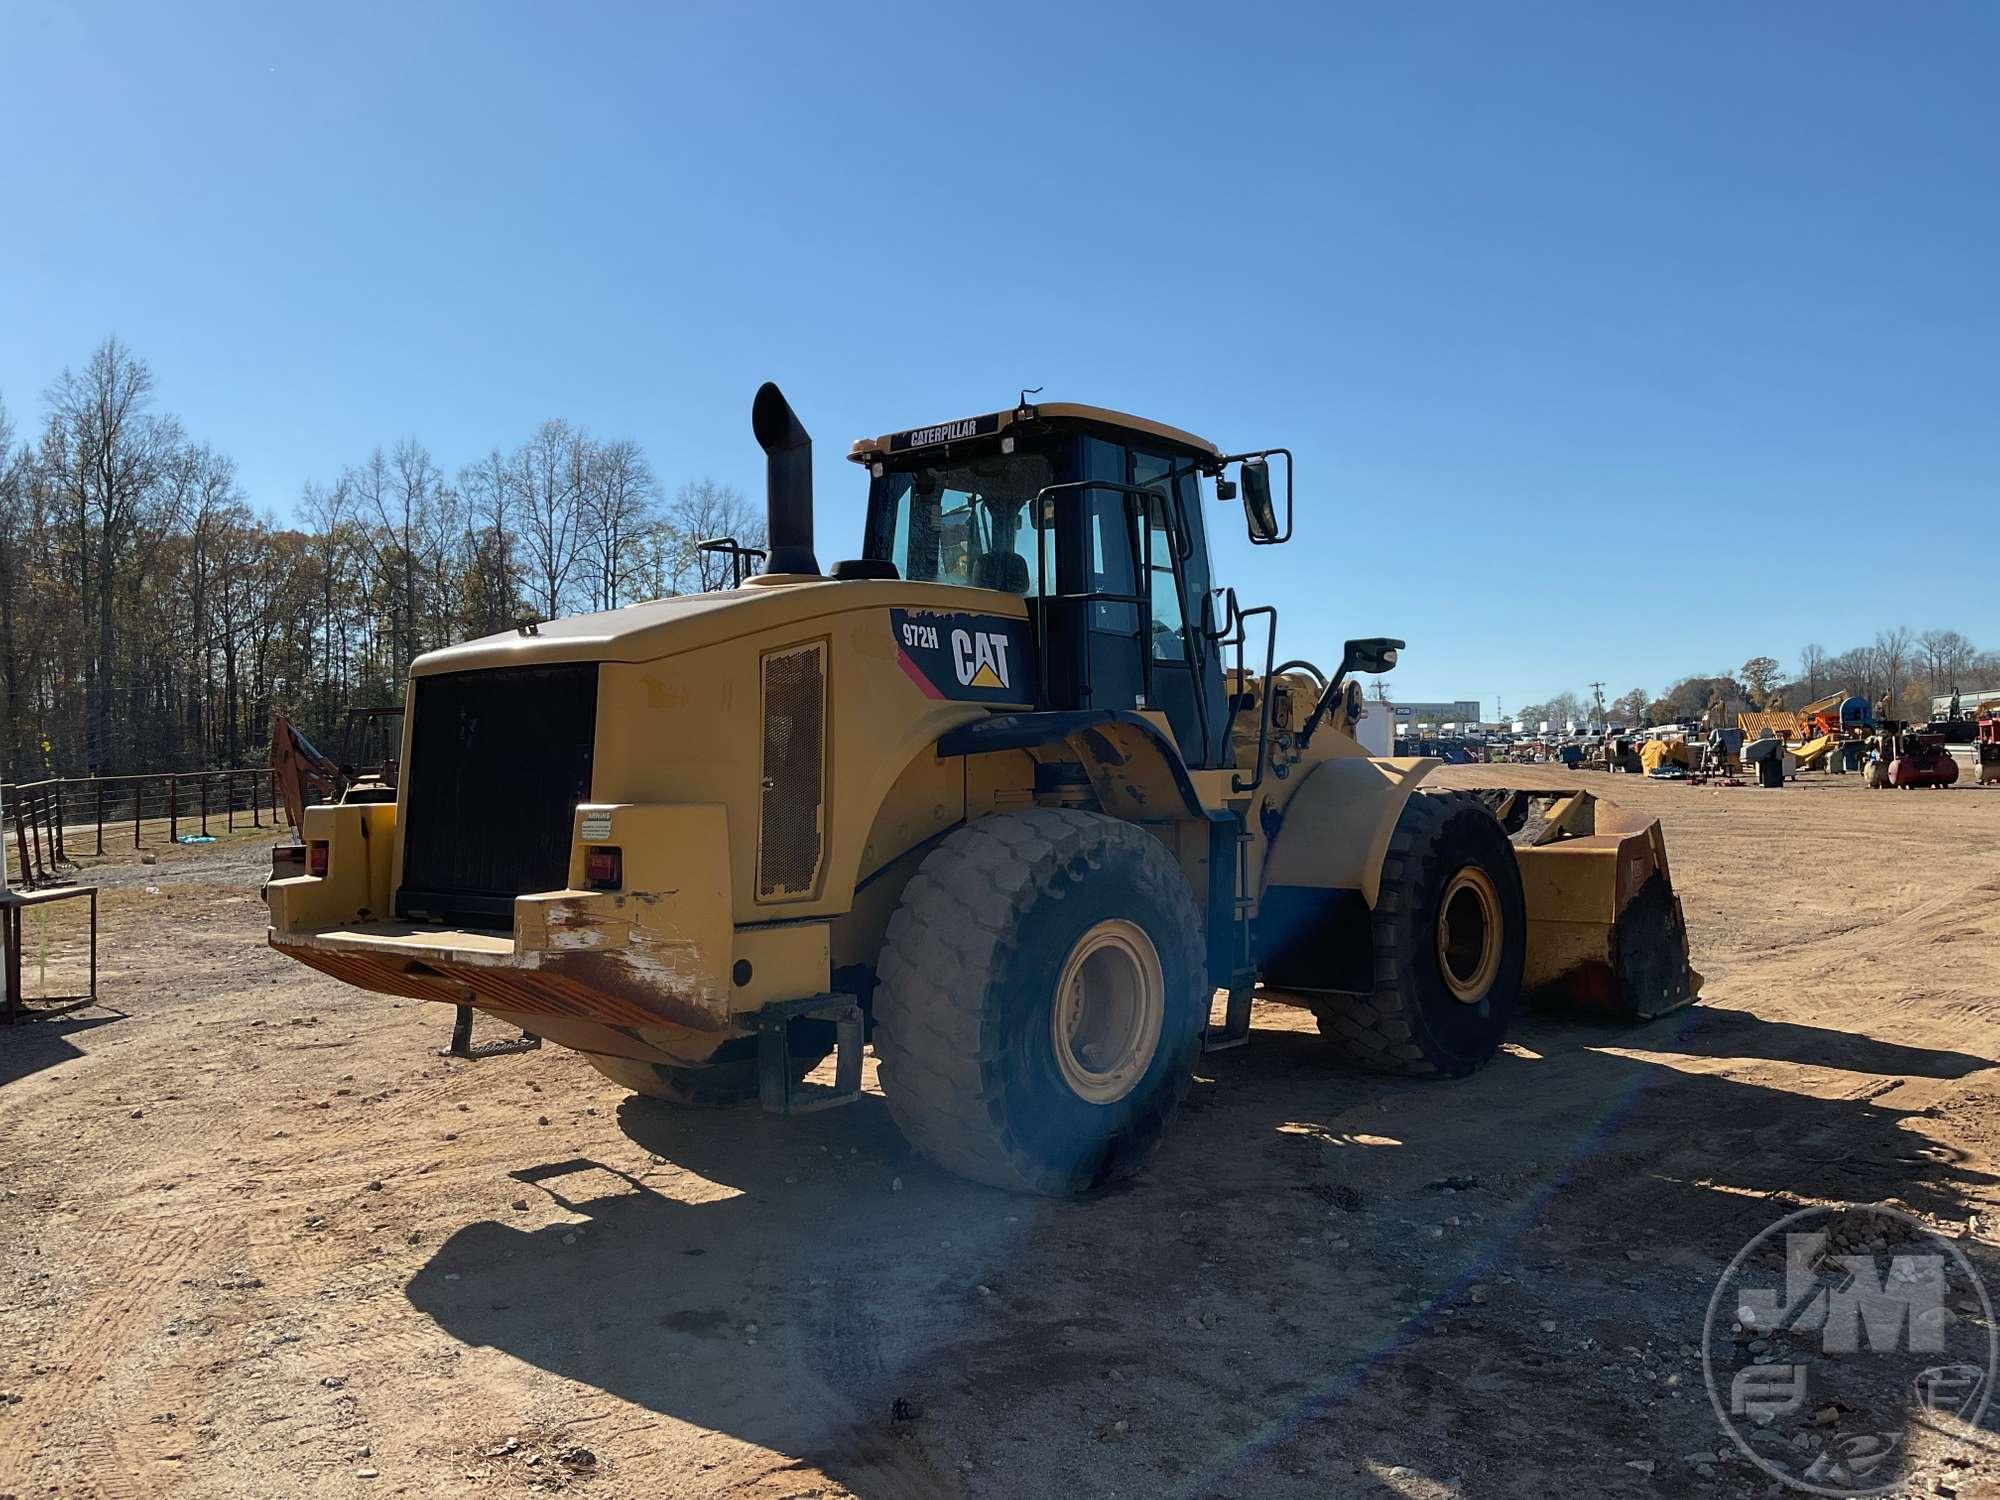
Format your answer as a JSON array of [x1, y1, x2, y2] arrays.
[[423, 477, 468, 652], [1797, 643, 1828, 701], [300, 475, 356, 730], [41, 338, 189, 770], [1544, 690, 1586, 730], [515, 419, 587, 619], [667, 477, 764, 592], [457, 449, 519, 636], [208, 505, 266, 765], [581, 437, 659, 610], [179, 445, 245, 754], [1, 339, 718, 776], [1826, 645, 1878, 703], [0, 393, 29, 773], [1873, 626, 1913, 712], [1917, 629, 1976, 695], [344, 441, 440, 681]]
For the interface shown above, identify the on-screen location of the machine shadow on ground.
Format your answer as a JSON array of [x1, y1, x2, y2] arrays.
[[0, 1008, 125, 1089], [405, 1006, 2000, 1497]]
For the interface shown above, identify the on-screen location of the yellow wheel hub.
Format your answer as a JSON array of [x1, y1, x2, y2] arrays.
[[1437, 867, 1503, 1004], [1050, 919, 1165, 1105]]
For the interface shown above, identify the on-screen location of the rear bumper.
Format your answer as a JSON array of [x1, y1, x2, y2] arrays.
[[271, 915, 734, 1032], [268, 800, 830, 1038]]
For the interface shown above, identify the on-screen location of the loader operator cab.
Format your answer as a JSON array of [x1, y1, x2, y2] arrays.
[[852, 401, 1292, 772]]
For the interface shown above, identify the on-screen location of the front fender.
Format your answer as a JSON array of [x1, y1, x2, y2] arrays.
[[1260, 757, 1438, 908]]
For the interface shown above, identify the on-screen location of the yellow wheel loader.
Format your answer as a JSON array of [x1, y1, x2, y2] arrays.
[[267, 385, 1698, 1195]]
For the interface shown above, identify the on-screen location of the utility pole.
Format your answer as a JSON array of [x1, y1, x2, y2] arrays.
[[1589, 681, 1606, 725]]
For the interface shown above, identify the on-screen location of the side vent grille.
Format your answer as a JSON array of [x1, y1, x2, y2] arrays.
[[757, 641, 827, 900]]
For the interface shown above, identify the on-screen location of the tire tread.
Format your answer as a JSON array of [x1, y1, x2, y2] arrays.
[[873, 808, 1203, 1194]]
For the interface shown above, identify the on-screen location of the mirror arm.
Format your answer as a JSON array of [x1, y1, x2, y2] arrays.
[[1300, 637, 1403, 748], [1298, 668, 1348, 749]]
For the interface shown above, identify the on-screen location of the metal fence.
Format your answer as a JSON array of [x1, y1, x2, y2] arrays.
[[3, 770, 278, 888]]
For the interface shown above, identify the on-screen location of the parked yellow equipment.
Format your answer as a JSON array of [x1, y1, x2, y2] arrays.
[[1640, 739, 1691, 774], [266, 385, 1700, 1194]]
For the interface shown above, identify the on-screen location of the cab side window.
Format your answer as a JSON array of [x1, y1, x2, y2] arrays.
[[1084, 437, 1138, 634], [1132, 451, 1186, 662]]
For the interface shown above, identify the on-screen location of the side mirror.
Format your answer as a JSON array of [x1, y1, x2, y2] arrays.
[[1342, 637, 1403, 676], [1213, 448, 1293, 543], [1242, 459, 1280, 543]]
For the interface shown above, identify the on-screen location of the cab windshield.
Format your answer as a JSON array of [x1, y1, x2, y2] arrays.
[[865, 446, 1057, 595]]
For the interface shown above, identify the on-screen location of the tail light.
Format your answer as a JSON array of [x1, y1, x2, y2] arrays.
[[585, 847, 622, 890], [307, 841, 329, 877]]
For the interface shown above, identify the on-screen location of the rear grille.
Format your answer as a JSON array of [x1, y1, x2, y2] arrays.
[[757, 642, 826, 900], [398, 664, 598, 925]]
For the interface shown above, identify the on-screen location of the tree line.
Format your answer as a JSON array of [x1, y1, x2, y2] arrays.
[[1515, 629, 2000, 733], [0, 337, 764, 781]]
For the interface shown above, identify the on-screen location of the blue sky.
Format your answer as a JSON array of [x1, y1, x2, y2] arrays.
[[4, 2, 1995, 712]]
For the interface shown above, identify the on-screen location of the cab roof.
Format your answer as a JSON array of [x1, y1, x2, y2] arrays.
[[847, 401, 1219, 465]]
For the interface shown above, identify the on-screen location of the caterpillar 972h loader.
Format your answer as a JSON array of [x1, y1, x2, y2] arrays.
[[267, 385, 1698, 1194]]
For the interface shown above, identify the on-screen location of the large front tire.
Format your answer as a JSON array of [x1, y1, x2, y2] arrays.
[[873, 809, 1208, 1195], [1313, 790, 1525, 1077]]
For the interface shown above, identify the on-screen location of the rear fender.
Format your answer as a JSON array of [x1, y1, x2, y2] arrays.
[[935, 709, 1209, 820], [929, 710, 1235, 989]]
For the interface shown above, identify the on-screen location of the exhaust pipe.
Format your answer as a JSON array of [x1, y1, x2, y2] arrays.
[[751, 382, 820, 577]]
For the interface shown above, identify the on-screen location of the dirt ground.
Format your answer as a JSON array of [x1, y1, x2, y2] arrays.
[[5, 768, 2000, 1499]]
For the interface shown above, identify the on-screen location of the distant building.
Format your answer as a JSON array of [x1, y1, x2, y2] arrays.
[[1354, 701, 1394, 756], [1385, 699, 1482, 727], [1934, 688, 2000, 719]]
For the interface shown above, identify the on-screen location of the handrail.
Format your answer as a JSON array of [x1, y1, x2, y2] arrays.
[[1203, 586, 1283, 793], [1229, 606, 1279, 795], [696, 536, 768, 588]]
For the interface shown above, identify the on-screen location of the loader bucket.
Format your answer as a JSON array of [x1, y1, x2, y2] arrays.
[[1466, 788, 1701, 1020]]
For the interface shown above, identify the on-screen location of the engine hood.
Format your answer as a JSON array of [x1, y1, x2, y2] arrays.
[[410, 578, 1028, 677]]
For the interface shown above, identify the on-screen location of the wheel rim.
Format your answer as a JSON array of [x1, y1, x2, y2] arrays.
[[1050, 919, 1166, 1105], [1436, 867, 1503, 1004]]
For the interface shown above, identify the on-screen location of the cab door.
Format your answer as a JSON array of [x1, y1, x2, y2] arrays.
[[1058, 435, 1228, 769], [1131, 446, 1230, 770]]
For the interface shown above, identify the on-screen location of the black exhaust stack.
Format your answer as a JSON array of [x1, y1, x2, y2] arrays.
[[751, 382, 820, 577]]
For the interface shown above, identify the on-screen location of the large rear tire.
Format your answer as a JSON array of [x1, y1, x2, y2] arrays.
[[1313, 791, 1525, 1077], [872, 808, 1208, 1195]]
